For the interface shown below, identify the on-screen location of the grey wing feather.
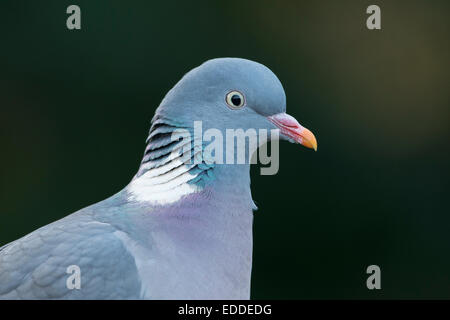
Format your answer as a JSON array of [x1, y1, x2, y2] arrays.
[[0, 212, 142, 299]]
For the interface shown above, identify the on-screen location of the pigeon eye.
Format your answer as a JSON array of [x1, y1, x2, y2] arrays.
[[226, 91, 245, 109]]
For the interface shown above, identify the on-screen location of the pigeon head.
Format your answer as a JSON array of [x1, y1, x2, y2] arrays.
[[153, 58, 317, 150], [130, 58, 317, 205]]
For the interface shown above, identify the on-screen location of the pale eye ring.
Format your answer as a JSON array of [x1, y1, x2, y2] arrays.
[[225, 90, 245, 109]]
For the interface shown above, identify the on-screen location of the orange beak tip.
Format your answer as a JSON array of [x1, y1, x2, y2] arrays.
[[300, 127, 318, 152]]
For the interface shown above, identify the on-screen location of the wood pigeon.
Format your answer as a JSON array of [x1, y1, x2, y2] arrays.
[[0, 58, 317, 299]]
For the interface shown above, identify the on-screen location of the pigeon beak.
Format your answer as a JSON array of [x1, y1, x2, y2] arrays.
[[268, 113, 318, 151]]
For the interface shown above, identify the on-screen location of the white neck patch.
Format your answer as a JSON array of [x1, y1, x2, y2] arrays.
[[127, 163, 202, 205]]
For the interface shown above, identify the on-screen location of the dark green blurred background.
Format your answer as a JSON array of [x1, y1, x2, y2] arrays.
[[0, 0, 449, 299]]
